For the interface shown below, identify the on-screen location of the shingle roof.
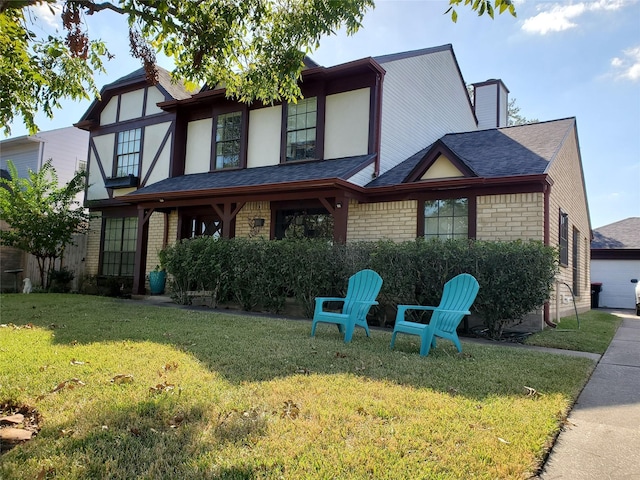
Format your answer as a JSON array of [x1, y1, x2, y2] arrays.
[[128, 154, 376, 197], [101, 66, 192, 100], [592, 217, 640, 249], [373, 44, 453, 64], [368, 118, 576, 187]]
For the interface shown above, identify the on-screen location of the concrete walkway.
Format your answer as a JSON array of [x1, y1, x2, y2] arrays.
[[539, 309, 640, 479]]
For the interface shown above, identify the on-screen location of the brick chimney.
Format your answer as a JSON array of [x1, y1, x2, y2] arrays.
[[472, 79, 509, 129]]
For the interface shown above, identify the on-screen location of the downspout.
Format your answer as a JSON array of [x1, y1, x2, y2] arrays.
[[374, 72, 383, 178], [543, 182, 557, 328]]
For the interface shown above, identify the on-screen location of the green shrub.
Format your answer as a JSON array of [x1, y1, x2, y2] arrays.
[[48, 267, 75, 293], [159, 237, 557, 336]]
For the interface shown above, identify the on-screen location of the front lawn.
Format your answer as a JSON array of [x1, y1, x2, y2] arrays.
[[525, 309, 622, 354], [1, 294, 598, 479]]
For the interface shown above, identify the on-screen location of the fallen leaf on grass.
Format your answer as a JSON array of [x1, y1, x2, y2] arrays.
[[70, 359, 86, 366], [280, 400, 300, 420], [524, 386, 541, 398], [498, 437, 510, 444], [162, 362, 179, 372], [169, 414, 184, 428], [51, 378, 85, 393], [110, 374, 134, 385], [149, 381, 175, 394], [36, 467, 55, 480], [0, 427, 33, 442], [0, 414, 24, 424]]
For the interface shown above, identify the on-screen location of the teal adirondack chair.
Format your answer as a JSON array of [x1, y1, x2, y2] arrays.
[[390, 273, 479, 356], [311, 269, 383, 343]]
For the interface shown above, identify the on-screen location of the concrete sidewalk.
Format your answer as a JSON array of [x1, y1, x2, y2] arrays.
[[539, 309, 640, 479]]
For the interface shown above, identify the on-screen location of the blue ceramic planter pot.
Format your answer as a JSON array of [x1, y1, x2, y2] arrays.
[[149, 270, 166, 295]]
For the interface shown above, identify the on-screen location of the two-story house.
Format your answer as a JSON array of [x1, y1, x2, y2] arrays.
[[76, 44, 591, 330], [0, 127, 89, 291]]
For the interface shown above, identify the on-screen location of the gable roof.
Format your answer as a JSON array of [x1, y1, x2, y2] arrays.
[[76, 66, 192, 126], [126, 154, 375, 201], [592, 217, 640, 249], [368, 118, 576, 187], [101, 65, 192, 101], [373, 44, 453, 64]]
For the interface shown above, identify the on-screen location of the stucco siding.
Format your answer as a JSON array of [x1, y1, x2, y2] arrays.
[[324, 88, 370, 159], [87, 133, 115, 201], [145, 86, 165, 116], [141, 122, 172, 185], [118, 89, 145, 122], [184, 118, 213, 174], [247, 106, 282, 168], [100, 96, 118, 125], [378, 50, 477, 175]]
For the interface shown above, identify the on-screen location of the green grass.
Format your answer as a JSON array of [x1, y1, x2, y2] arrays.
[[0, 294, 602, 479], [525, 309, 622, 354]]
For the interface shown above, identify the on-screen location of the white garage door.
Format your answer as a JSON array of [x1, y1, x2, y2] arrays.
[[590, 259, 640, 309]]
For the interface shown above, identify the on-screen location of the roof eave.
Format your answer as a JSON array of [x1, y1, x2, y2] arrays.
[[123, 178, 366, 204]]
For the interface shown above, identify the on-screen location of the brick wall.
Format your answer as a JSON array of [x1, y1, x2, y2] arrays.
[[476, 193, 544, 242], [347, 200, 418, 242], [85, 213, 102, 276], [546, 128, 591, 319], [235, 201, 271, 239]]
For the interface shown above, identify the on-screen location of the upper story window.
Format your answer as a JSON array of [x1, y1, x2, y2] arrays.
[[116, 128, 142, 177], [286, 97, 317, 161], [559, 209, 569, 266], [424, 198, 469, 240], [215, 112, 242, 169]]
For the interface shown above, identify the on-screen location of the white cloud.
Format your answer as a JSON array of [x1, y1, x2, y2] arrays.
[[521, 0, 634, 35], [28, 1, 62, 31], [610, 46, 640, 81]]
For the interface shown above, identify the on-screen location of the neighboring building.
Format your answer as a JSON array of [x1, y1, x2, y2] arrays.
[[0, 126, 89, 204], [75, 44, 591, 330], [0, 127, 89, 291], [591, 217, 640, 310]]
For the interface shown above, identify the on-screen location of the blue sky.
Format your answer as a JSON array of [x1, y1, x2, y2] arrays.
[[7, 0, 640, 229]]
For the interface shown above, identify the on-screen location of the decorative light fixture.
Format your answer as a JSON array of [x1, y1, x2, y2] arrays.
[[336, 202, 342, 208], [253, 218, 265, 227]]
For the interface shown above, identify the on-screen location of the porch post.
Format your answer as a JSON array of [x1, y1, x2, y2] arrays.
[[132, 207, 153, 295], [333, 196, 348, 244]]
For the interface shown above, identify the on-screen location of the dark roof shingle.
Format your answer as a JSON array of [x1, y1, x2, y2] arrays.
[[128, 154, 375, 197], [368, 118, 575, 187], [592, 217, 640, 249]]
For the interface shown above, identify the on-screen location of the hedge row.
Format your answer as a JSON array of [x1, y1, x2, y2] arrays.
[[159, 237, 558, 338]]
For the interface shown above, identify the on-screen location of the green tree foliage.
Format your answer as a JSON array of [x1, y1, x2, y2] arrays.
[[1, 0, 516, 136], [0, 159, 89, 288], [507, 97, 539, 126]]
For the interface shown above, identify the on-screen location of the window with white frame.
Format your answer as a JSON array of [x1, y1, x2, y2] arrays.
[[115, 128, 142, 177], [424, 198, 468, 239], [215, 112, 242, 169], [286, 97, 317, 161]]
